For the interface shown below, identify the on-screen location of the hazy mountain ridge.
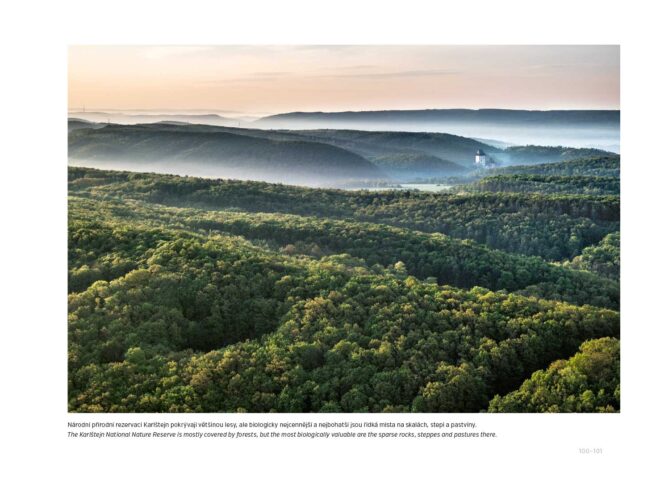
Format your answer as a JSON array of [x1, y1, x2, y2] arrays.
[[266, 129, 612, 169], [273, 129, 499, 169], [255, 109, 620, 151], [68, 118, 106, 132], [367, 153, 467, 179], [67, 111, 237, 126], [135, 124, 496, 171], [259, 108, 620, 125], [68, 119, 618, 185], [67, 121, 495, 181], [68, 123, 386, 187]]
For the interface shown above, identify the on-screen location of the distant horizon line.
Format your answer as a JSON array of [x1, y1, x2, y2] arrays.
[[68, 107, 621, 115]]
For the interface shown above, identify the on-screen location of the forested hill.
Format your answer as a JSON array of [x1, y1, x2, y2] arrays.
[[68, 166, 620, 412], [68, 111, 235, 126], [68, 216, 619, 413], [458, 156, 621, 195], [465, 175, 620, 195], [255, 109, 619, 152], [202, 124, 611, 169], [68, 123, 385, 187], [503, 146, 612, 165], [226, 125, 607, 169], [70, 167, 619, 262], [488, 337, 620, 413], [68, 194, 619, 309], [68, 118, 105, 132], [257, 109, 620, 127], [474, 155, 620, 178], [565, 232, 620, 280], [69, 120, 497, 175], [169, 124, 493, 170], [272, 129, 497, 169], [68, 120, 615, 182]]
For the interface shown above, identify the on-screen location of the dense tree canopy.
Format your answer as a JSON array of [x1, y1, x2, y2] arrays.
[[69, 195, 619, 309], [70, 167, 619, 261], [68, 165, 620, 413], [463, 174, 619, 195], [503, 146, 612, 165], [565, 232, 620, 280], [68, 216, 619, 412], [488, 337, 620, 412], [473, 156, 620, 178]]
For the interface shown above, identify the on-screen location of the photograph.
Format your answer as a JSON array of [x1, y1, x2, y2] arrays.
[[67, 45, 621, 414], [8, 0, 660, 477]]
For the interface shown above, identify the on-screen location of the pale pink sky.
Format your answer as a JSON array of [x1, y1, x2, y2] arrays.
[[68, 45, 619, 113]]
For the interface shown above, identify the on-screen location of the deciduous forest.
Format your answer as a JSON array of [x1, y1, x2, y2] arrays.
[[68, 151, 620, 412]]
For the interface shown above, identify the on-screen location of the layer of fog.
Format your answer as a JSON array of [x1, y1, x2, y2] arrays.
[[256, 119, 620, 153], [68, 112, 620, 190], [68, 158, 390, 189], [69, 111, 250, 127]]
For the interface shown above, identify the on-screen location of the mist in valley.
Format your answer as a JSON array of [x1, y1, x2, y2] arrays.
[[70, 109, 620, 154], [68, 109, 620, 189], [254, 113, 621, 153], [67, 157, 389, 188], [69, 111, 247, 128]]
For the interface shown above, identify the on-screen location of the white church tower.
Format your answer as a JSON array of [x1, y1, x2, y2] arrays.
[[475, 149, 488, 167]]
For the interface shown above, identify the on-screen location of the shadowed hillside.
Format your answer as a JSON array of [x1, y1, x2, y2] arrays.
[[68, 123, 386, 187], [255, 109, 620, 151]]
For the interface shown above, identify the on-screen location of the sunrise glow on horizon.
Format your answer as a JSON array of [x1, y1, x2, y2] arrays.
[[68, 45, 620, 114]]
